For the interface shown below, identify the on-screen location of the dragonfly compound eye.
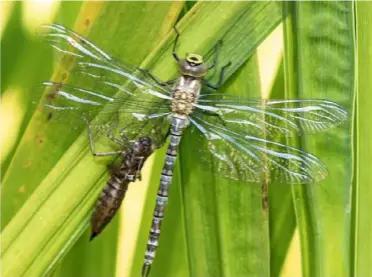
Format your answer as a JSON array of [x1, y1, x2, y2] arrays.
[[186, 54, 203, 65], [179, 55, 208, 78]]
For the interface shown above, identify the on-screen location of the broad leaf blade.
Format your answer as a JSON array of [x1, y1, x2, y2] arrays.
[[268, 60, 298, 277], [354, 2, 372, 276], [283, 2, 354, 277]]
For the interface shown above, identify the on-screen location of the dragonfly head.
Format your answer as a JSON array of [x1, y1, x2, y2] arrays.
[[179, 53, 208, 78]]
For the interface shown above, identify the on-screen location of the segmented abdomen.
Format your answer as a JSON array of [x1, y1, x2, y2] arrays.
[[90, 173, 129, 240], [90, 136, 154, 240]]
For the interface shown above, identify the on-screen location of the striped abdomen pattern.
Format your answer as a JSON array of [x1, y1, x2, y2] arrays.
[[90, 137, 154, 240], [142, 116, 188, 275]]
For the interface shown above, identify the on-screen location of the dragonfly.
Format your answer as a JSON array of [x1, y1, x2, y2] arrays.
[[38, 23, 347, 277]]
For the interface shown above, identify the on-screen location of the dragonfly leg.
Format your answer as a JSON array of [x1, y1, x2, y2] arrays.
[[102, 113, 131, 148], [172, 26, 180, 62], [119, 128, 131, 145], [86, 122, 124, 157], [85, 114, 128, 156], [164, 79, 176, 86], [208, 40, 223, 70], [105, 116, 127, 147], [204, 60, 232, 90], [118, 125, 143, 146], [137, 68, 176, 87], [135, 156, 145, 181]]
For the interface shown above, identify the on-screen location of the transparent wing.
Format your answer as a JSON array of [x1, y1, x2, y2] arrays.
[[196, 95, 347, 137], [39, 23, 172, 96], [38, 24, 171, 147], [36, 24, 172, 120], [88, 109, 170, 152], [38, 81, 171, 121], [190, 113, 328, 184]]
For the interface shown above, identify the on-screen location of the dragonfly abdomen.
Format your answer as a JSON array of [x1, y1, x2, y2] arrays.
[[143, 117, 187, 275]]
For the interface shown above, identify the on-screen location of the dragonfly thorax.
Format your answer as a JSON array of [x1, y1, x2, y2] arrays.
[[171, 75, 201, 116], [179, 53, 208, 78]]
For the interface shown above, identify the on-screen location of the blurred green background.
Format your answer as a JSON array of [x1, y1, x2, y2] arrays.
[[1, 1, 370, 277]]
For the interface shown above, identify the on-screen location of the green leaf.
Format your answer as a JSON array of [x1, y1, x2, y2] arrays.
[[282, 2, 354, 277], [268, 60, 297, 277], [354, 2, 372, 276]]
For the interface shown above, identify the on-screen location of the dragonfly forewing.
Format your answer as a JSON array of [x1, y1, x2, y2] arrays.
[[197, 96, 348, 137], [36, 24, 174, 148]]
